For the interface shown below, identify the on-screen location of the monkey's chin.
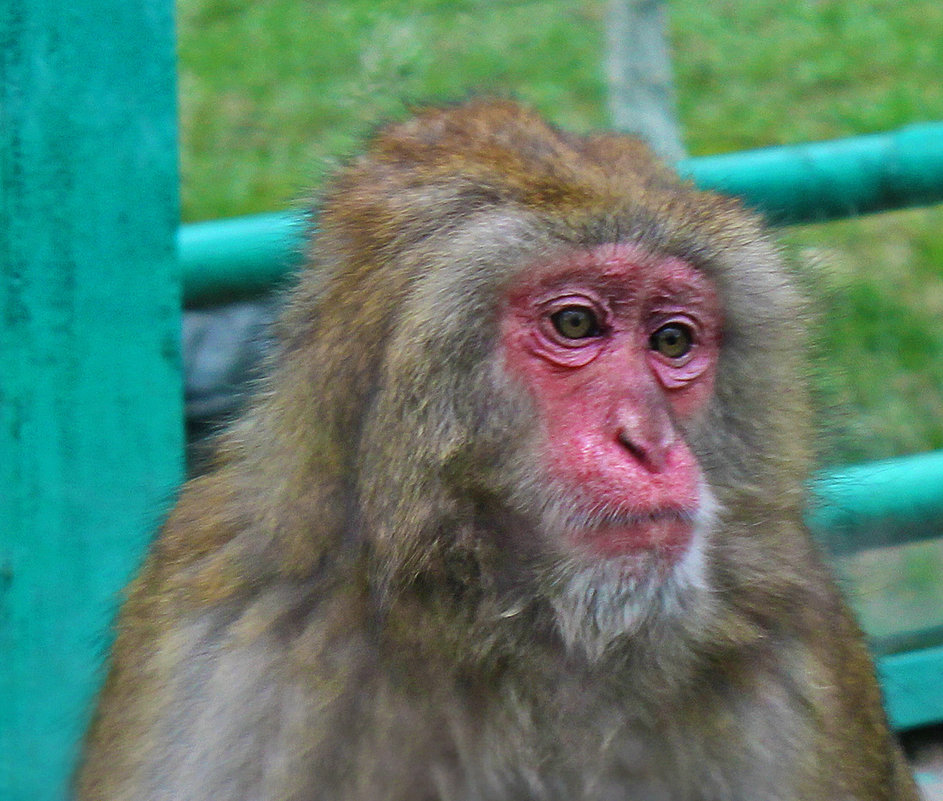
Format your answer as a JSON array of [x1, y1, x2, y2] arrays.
[[571, 516, 694, 561], [551, 533, 708, 662], [550, 495, 718, 662]]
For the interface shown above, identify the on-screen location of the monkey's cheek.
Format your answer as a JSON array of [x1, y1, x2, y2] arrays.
[[571, 517, 694, 562]]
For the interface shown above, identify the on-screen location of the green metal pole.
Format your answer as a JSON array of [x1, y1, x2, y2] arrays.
[[680, 122, 943, 225], [879, 644, 943, 731], [0, 4, 182, 800], [179, 211, 309, 304], [809, 450, 943, 552]]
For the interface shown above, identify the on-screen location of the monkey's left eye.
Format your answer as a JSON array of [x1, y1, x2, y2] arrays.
[[550, 306, 601, 339], [650, 323, 693, 359]]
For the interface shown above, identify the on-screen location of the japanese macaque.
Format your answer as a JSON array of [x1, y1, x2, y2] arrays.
[[77, 100, 919, 801]]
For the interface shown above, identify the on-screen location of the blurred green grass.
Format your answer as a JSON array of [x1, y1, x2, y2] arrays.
[[177, 0, 943, 466]]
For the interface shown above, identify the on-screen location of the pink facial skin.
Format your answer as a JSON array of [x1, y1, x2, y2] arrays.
[[500, 243, 722, 560]]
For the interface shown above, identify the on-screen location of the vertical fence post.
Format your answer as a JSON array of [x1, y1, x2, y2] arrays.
[[0, 3, 182, 800]]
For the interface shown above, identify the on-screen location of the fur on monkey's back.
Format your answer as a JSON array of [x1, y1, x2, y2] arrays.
[[78, 100, 916, 801]]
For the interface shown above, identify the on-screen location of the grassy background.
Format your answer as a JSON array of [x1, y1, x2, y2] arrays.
[[177, 0, 943, 643]]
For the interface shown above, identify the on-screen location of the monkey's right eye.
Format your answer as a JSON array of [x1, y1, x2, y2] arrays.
[[550, 306, 601, 340]]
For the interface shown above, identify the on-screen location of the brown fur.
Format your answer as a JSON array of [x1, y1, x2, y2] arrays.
[[77, 99, 918, 801]]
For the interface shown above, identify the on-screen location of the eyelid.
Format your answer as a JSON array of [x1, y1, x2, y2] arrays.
[[542, 294, 609, 327], [539, 292, 606, 314], [648, 313, 700, 339]]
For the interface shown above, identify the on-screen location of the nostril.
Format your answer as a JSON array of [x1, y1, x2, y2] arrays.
[[617, 427, 670, 472], [617, 429, 645, 459]]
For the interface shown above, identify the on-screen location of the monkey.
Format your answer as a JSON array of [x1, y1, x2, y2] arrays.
[[76, 99, 920, 801]]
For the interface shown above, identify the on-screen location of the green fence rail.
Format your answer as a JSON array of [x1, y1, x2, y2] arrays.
[[809, 450, 943, 553], [880, 645, 943, 730], [681, 122, 943, 224], [179, 211, 309, 304], [179, 122, 943, 306]]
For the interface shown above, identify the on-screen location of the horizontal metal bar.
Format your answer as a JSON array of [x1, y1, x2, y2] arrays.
[[679, 122, 943, 225], [808, 450, 943, 553], [179, 211, 310, 305], [179, 123, 943, 305], [878, 643, 943, 730]]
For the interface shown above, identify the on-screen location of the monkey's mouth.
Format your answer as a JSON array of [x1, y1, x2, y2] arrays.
[[569, 509, 695, 559]]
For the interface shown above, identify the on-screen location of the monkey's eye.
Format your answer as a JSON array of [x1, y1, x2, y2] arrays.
[[649, 323, 693, 359], [550, 306, 601, 340]]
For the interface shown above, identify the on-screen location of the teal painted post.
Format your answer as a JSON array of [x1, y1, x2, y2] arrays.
[[0, 4, 182, 801]]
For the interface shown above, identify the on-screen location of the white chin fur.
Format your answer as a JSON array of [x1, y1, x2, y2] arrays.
[[550, 487, 719, 662]]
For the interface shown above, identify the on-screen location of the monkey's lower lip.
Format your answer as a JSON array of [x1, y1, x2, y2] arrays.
[[573, 514, 694, 559]]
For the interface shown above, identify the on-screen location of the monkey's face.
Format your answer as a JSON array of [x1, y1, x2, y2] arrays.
[[500, 241, 720, 561], [494, 241, 724, 654]]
